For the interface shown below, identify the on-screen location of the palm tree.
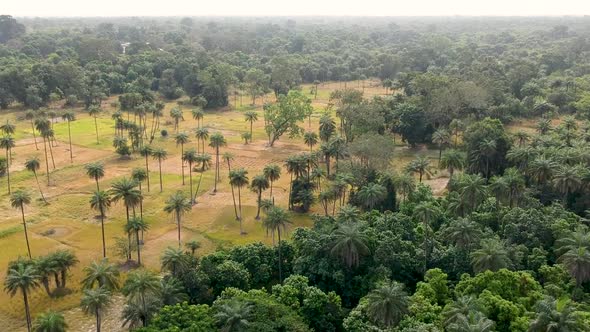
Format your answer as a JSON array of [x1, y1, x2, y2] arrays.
[[194, 153, 212, 203], [161, 246, 189, 277], [357, 183, 387, 211], [85, 162, 105, 191], [394, 173, 416, 203], [0, 135, 15, 193], [449, 119, 464, 147], [440, 149, 465, 181], [432, 128, 450, 165], [478, 138, 497, 178], [34, 255, 58, 296], [174, 132, 190, 185], [0, 120, 16, 135], [263, 206, 291, 282], [251, 174, 269, 220], [81, 259, 120, 291], [128, 217, 149, 265], [53, 250, 78, 289], [244, 111, 258, 137], [319, 113, 336, 142], [25, 111, 39, 150], [151, 148, 168, 192], [456, 174, 488, 214], [170, 107, 184, 133], [209, 132, 227, 192], [446, 311, 494, 332], [80, 286, 111, 332], [229, 168, 249, 233], [215, 300, 253, 332], [195, 127, 209, 154], [366, 281, 409, 328], [529, 296, 583, 332], [160, 277, 188, 306], [4, 260, 40, 332], [330, 222, 370, 269], [183, 149, 199, 204], [42, 128, 56, 170], [470, 238, 510, 273], [139, 145, 152, 192], [529, 157, 558, 185], [556, 229, 590, 286], [131, 168, 147, 218], [33, 310, 67, 332], [443, 218, 482, 252], [303, 131, 319, 152], [90, 191, 111, 258], [241, 132, 252, 144], [185, 240, 201, 256], [553, 164, 585, 205], [164, 191, 192, 248], [122, 269, 162, 326], [61, 111, 76, 163], [24, 157, 47, 203], [35, 118, 51, 184], [442, 295, 481, 327], [11, 190, 33, 259], [222, 152, 236, 213], [536, 118, 552, 135], [88, 105, 102, 144], [514, 130, 530, 147], [110, 177, 142, 260], [192, 108, 204, 128], [406, 156, 431, 183], [263, 164, 281, 203]]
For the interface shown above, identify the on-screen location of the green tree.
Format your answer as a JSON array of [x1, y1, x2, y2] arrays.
[[164, 191, 192, 248], [109, 177, 142, 260], [25, 111, 39, 150], [24, 157, 47, 203], [556, 229, 590, 286], [553, 164, 585, 205], [90, 190, 111, 258], [151, 148, 168, 192], [81, 259, 120, 291], [85, 162, 105, 191], [4, 260, 40, 332], [330, 222, 369, 268], [32, 310, 67, 332], [122, 269, 162, 327], [61, 111, 76, 163], [170, 107, 184, 133], [11, 190, 33, 259], [251, 174, 269, 220], [263, 206, 292, 282], [263, 91, 312, 146], [406, 156, 431, 183], [209, 132, 227, 192], [80, 286, 111, 332]]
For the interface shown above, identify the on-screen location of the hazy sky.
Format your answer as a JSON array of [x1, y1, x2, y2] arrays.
[[4, 0, 590, 17]]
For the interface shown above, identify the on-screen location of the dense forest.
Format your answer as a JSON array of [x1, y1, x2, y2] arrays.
[[3, 14, 590, 332]]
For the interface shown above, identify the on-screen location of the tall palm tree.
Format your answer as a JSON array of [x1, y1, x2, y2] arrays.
[[394, 173, 416, 203], [41, 128, 56, 170], [319, 113, 336, 143], [263, 164, 281, 203], [192, 108, 204, 128], [174, 132, 190, 185], [183, 149, 199, 204], [25, 110, 39, 150], [440, 149, 465, 181], [53, 250, 78, 288], [229, 168, 249, 234], [11, 190, 33, 259], [251, 174, 269, 220], [194, 153, 212, 203], [442, 295, 481, 327], [406, 156, 431, 183], [443, 218, 482, 252], [0, 120, 16, 136], [131, 168, 147, 218], [24, 157, 47, 203], [413, 202, 441, 269], [529, 157, 558, 185], [478, 139, 497, 179], [160, 246, 189, 277], [514, 130, 530, 147], [470, 238, 510, 273], [81, 259, 120, 291], [456, 174, 488, 214], [432, 128, 450, 165], [365, 281, 409, 328], [556, 229, 590, 286], [151, 148, 168, 192], [122, 269, 162, 326], [263, 206, 291, 282], [0, 135, 15, 193], [33, 310, 68, 332], [222, 152, 238, 218], [529, 296, 583, 332], [195, 127, 209, 154], [85, 162, 105, 191], [90, 190, 111, 258], [446, 311, 495, 332], [35, 118, 51, 184], [303, 131, 318, 152], [244, 111, 258, 137], [536, 118, 552, 135], [128, 217, 149, 265], [110, 177, 142, 260], [209, 132, 227, 192], [214, 300, 253, 332], [357, 183, 387, 211], [449, 119, 464, 147], [4, 260, 40, 332], [61, 111, 76, 163], [88, 105, 102, 144], [170, 107, 184, 133], [553, 164, 585, 205], [164, 191, 192, 248], [80, 286, 111, 332], [139, 145, 153, 192], [330, 222, 370, 268]]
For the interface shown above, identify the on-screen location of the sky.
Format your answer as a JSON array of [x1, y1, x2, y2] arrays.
[[4, 0, 590, 17]]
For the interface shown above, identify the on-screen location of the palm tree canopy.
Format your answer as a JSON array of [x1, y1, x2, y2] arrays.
[[10, 190, 32, 209], [122, 269, 162, 301], [174, 132, 190, 146], [33, 310, 68, 332], [183, 149, 199, 165], [163, 191, 192, 216], [131, 168, 148, 183], [357, 183, 387, 210], [151, 148, 168, 161], [80, 286, 112, 315], [244, 110, 258, 122], [0, 121, 16, 135], [470, 238, 510, 273], [250, 174, 270, 193], [330, 222, 370, 268], [365, 281, 409, 328], [109, 177, 142, 209], [0, 135, 16, 150], [229, 168, 250, 188], [24, 157, 42, 173], [4, 260, 40, 297], [90, 190, 111, 213], [161, 246, 190, 275], [209, 132, 227, 149], [440, 149, 466, 172], [263, 164, 281, 182], [81, 259, 120, 290], [84, 162, 105, 181], [61, 111, 76, 122], [263, 206, 292, 235], [214, 300, 253, 332]]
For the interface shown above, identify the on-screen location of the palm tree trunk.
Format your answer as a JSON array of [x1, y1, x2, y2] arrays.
[[145, 155, 150, 192], [94, 116, 99, 144], [255, 189, 262, 219], [230, 184, 238, 220], [21, 205, 32, 259], [158, 160, 163, 193], [189, 162, 194, 204], [125, 206, 131, 260], [47, 139, 56, 169], [30, 120, 39, 150], [238, 187, 243, 234], [214, 148, 219, 192], [23, 289, 32, 332], [419, 170, 423, 183], [195, 171, 203, 203], [288, 174, 293, 210], [6, 149, 10, 194], [180, 143, 185, 185], [250, 121, 253, 137], [100, 210, 106, 258], [136, 230, 141, 265], [278, 228, 282, 284], [95, 178, 100, 192], [67, 121, 73, 163], [96, 309, 101, 332], [177, 213, 182, 248], [270, 180, 274, 202]]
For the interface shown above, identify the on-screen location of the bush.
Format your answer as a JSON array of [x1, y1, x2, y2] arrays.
[[161, 129, 168, 137]]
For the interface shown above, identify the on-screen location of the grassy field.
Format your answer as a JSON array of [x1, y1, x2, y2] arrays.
[[0, 80, 444, 331]]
